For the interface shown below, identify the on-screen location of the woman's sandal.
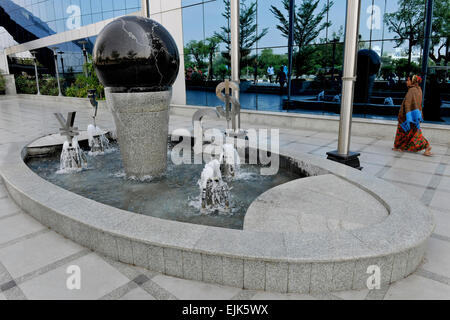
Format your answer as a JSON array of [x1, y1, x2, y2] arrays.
[[424, 147, 433, 157], [392, 148, 403, 152]]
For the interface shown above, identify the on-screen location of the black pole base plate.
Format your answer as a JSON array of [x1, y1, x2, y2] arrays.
[[326, 150, 362, 170]]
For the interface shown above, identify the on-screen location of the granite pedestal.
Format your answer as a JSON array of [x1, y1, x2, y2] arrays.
[[105, 88, 171, 178]]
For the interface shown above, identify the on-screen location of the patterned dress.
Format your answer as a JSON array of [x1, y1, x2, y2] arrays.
[[394, 85, 430, 152]]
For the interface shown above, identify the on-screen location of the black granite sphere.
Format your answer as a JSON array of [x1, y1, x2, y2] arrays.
[[93, 16, 179, 91], [357, 49, 381, 76]]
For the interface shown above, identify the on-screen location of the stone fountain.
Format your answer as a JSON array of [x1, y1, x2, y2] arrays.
[[93, 16, 180, 178]]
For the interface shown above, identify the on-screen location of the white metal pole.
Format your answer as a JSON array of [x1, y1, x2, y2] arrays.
[[141, 0, 150, 18], [337, 0, 361, 155], [230, 0, 240, 131], [54, 52, 62, 96], [34, 58, 40, 95]]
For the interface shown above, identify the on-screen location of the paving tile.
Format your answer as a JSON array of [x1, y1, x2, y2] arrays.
[[429, 190, 450, 212], [422, 238, 450, 279], [384, 275, 450, 300], [0, 231, 83, 279], [360, 164, 384, 176], [151, 274, 240, 300], [0, 214, 45, 244], [363, 145, 399, 156], [332, 288, 369, 300], [359, 153, 396, 166], [431, 209, 450, 238], [389, 182, 427, 199], [381, 168, 433, 187], [0, 198, 21, 218], [0, 183, 8, 197], [436, 176, 450, 192], [119, 287, 156, 300], [282, 142, 319, 155], [0, 292, 6, 300], [19, 253, 130, 300], [390, 158, 439, 174], [250, 292, 316, 300]]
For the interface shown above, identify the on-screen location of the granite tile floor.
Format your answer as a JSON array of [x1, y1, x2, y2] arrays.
[[0, 96, 449, 300]]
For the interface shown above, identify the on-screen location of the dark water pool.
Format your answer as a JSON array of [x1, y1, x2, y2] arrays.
[[26, 144, 301, 229]]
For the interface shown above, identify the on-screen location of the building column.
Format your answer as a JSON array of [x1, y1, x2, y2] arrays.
[[141, 0, 150, 18], [3, 74, 17, 95], [327, 0, 362, 169]]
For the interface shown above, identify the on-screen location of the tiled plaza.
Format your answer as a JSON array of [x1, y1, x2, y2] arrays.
[[0, 96, 449, 300]]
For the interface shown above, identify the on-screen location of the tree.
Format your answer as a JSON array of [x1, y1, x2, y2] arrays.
[[257, 48, 288, 77], [394, 58, 420, 79], [205, 37, 221, 81], [271, 0, 333, 76], [214, 0, 268, 77], [428, 0, 450, 66], [384, 0, 426, 71], [184, 40, 208, 70]]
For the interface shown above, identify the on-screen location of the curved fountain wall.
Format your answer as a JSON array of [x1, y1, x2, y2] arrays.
[[0, 134, 434, 294]]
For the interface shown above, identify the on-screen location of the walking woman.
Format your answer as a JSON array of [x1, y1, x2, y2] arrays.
[[393, 75, 432, 156]]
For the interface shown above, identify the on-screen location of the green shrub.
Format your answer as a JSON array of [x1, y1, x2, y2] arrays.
[[15, 74, 38, 94], [40, 77, 59, 96], [65, 55, 104, 99]]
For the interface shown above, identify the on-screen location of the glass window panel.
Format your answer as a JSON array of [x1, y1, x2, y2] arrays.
[[55, 19, 65, 33], [327, 0, 346, 43], [101, 0, 114, 12], [113, 0, 126, 11], [91, 0, 102, 13], [81, 14, 92, 26], [113, 9, 127, 17], [54, 0, 64, 20], [126, 0, 141, 9], [102, 10, 114, 20], [45, 1, 56, 22], [182, 0, 204, 7], [80, 0, 92, 15], [258, 0, 288, 49], [360, 0, 385, 42], [182, 4, 204, 46], [91, 13, 103, 23]]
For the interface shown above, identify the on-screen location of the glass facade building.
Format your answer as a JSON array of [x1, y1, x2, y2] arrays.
[[0, 0, 141, 75], [181, 0, 449, 123]]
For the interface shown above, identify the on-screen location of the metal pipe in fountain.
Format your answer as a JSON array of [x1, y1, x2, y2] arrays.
[[327, 0, 362, 170]]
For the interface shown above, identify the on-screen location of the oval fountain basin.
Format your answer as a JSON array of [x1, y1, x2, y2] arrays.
[[26, 143, 303, 230]]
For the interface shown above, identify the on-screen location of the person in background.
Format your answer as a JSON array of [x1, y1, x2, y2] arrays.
[[267, 65, 274, 83], [393, 75, 432, 156], [283, 65, 288, 77], [276, 67, 287, 95], [253, 62, 258, 84]]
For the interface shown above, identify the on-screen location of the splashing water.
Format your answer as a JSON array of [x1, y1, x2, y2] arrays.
[[220, 143, 240, 178], [58, 137, 88, 173], [199, 159, 230, 213], [87, 124, 113, 156]]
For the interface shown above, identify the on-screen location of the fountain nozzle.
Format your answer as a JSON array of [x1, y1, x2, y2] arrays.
[[88, 89, 98, 126]]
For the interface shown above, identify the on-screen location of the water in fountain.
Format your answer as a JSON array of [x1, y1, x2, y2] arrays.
[[58, 137, 88, 173], [199, 159, 231, 212], [87, 124, 112, 156], [220, 143, 240, 178]]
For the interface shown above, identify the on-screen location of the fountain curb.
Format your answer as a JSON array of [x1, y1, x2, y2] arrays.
[[0, 137, 434, 294]]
